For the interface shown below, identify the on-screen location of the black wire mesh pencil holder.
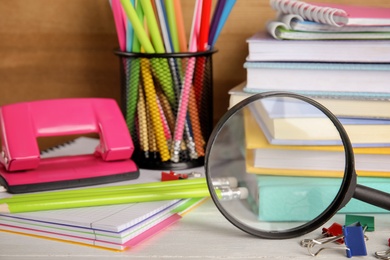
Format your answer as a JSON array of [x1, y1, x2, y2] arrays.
[[115, 49, 217, 170]]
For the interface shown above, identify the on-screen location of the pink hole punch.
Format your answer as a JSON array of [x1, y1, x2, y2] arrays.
[[0, 98, 139, 193]]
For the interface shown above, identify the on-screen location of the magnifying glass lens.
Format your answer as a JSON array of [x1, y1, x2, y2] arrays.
[[206, 94, 353, 239]]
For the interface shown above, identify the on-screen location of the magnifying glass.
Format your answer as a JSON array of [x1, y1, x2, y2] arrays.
[[205, 92, 390, 239]]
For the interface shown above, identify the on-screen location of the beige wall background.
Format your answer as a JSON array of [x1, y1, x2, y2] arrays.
[[1, 0, 389, 148]]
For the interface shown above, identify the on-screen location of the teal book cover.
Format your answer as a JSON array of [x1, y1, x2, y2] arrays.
[[245, 175, 390, 222]]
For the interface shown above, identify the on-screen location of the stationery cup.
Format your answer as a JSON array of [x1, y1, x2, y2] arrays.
[[115, 49, 217, 170]]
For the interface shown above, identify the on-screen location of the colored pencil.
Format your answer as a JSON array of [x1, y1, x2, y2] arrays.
[[188, 87, 205, 156], [197, 0, 212, 52], [1, 178, 213, 202], [208, 0, 226, 47], [170, 0, 202, 162], [125, 0, 135, 52], [193, 0, 212, 110], [0, 183, 209, 204], [140, 58, 171, 161], [110, 0, 127, 52], [123, 0, 140, 137], [0, 186, 214, 213], [114, 0, 236, 164], [210, 0, 237, 48], [157, 89, 176, 134], [0, 177, 241, 213], [120, 0, 155, 53], [173, 0, 187, 53], [120, 0, 175, 107], [137, 85, 149, 158], [164, 0, 180, 53]]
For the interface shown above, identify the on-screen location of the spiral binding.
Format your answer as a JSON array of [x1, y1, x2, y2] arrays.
[[270, 0, 349, 27]]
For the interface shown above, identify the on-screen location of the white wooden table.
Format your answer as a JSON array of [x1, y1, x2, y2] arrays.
[[1, 168, 389, 259]]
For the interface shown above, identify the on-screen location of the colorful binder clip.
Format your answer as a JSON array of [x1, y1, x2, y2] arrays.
[[322, 222, 344, 244], [302, 222, 367, 258], [161, 170, 202, 181], [344, 222, 367, 258], [300, 222, 344, 248]]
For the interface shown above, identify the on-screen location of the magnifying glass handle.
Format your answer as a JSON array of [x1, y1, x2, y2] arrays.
[[354, 184, 390, 211]]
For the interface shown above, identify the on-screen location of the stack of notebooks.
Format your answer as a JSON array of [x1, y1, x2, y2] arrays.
[[243, 1, 390, 95], [229, 0, 390, 217], [0, 138, 205, 251]]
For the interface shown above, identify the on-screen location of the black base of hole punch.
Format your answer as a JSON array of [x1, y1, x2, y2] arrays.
[[0, 155, 140, 194], [133, 152, 204, 170], [0, 170, 139, 194]]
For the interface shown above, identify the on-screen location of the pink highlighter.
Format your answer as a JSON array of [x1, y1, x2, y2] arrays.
[[0, 98, 139, 194]]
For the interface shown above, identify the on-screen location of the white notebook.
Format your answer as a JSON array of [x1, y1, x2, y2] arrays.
[[0, 137, 205, 250]]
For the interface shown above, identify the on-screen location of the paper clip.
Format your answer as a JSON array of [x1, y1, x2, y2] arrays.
[[161, 170, 202, 181], [375, 249, 390, 259], [374, 239, 390, 259], [302, 222, 367, 258]]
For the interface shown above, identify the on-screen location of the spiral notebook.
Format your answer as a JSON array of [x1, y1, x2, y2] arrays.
[[267, 21, 390, 40], [270, 0, 390, 27], [0, 137, 206, 251], [274, 14, 390, 33]]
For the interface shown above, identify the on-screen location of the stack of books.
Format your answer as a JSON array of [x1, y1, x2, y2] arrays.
[[243, 1, 390, 95], [229, 0, 390, 218]]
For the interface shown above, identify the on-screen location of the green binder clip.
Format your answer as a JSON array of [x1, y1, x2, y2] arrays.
[[345, 215, 375, 232]]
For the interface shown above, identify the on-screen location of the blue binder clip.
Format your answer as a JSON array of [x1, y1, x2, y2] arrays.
[[343, 222, 367, 258], [302, 222, 367, 258]]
